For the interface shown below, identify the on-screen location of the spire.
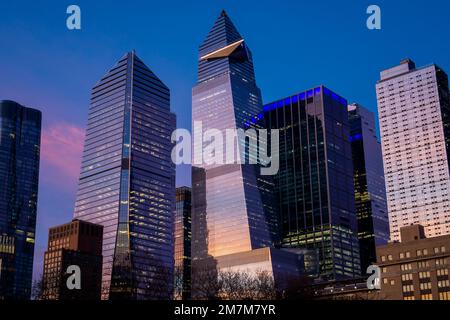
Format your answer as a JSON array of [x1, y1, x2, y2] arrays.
[[199, 10, 243, 57]]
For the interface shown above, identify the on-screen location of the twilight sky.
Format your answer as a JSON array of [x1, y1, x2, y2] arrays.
[[0, 0, 449, 280]]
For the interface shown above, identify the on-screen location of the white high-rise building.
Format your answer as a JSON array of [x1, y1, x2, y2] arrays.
[[376, 59, 450, 241]]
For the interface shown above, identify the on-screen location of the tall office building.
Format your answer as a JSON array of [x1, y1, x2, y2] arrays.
[[174, 187, 191, 300], [191, 11, 303, 295], [263, 87, 361, 280], [376, 59, 450, 241], [73, 51, 176, 300], [191, 10, 273, 261], [348, 103, 389, 272], [0, 100, 41, 300], [42, 219, 103, 300]]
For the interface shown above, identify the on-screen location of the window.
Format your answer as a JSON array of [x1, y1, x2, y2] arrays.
[[437, 269, 449, 277], [402, 274, 413, 281], [417, 250, 422, 257], [420, 282, 432, 290], [419, 271, 431, 279], [390, 280, 395, 286], [442, 246, 446, 253], [406, 252, 411, 258], [421, 294, 433, 300], [400, 253, 405, 259], [423, 249, 429, 255], [403, 296, 415, 301], [435, 247, 440, 254], [383, 278, 388, 284], [439, 292, 450, 300], [401, 263, 413, 271], [402, 284, 414, 292], [438, 280, 450, 288], [388, 255, 393, 261], [418, 261, 430, 268], [436, 258, 447, 266], [381, 255, 386, 262]]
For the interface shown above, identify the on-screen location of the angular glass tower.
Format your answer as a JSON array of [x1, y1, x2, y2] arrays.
[[348, 103, 389, 273], [73, 52, 176, 300], [0, 100, 41, 300], [191, 11, 273, 262], [263, 87, 361, 280]]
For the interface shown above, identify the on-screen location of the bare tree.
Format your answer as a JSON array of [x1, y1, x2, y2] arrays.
[[31, 274, 44, 300]]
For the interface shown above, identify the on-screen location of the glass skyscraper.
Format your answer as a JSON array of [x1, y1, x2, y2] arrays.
[[376, 59, 450, 241], [191, 10, 273, 262], [263, 87, 361, 280], [0, 100, 41, 300], [174, 187, 191, 300], [73, 51, 176, 300], [348, 103, 389, 273]]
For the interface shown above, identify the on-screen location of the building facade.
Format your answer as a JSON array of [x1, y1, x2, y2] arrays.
[[174, 187, 191, 300], [377, 224, 450, 300], [348, 103, 390, 272], [191, 10, 274, 262], [73, 51, 176, 299], [42, 219, 103, 300], [0, 100, 41, 300], [376, 59, 450, 241], [262, 87, 361, 280]]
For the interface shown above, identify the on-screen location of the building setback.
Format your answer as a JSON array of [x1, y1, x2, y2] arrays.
[[0, 100, 41, 300], [348, 103, 389, 273], [174, 187, 191, 300], [376, 59, 450, 241], [73, 51, 176, 299], [262, 86, 361, 280], [41, 219, 103, 300], [377, 224, 450, 300]]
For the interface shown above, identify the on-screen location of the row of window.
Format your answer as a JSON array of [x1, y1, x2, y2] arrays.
[[380, 246, 447, 262]]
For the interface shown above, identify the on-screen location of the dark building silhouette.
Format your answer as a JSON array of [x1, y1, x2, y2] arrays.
[[0, 100, 41, 300], [42, 219, 103, 300], [348, 103, 389, 273]]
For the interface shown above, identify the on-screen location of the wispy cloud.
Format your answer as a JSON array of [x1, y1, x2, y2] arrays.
[[40, 122, 85, 182]]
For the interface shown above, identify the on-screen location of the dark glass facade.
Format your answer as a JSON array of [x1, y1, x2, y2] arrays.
[[191, 10, 273, 262], [263, 87, 361, 280], [174, 187, 191, 300], [0, 100, 41, 300], [73, 52, 176, 300], [348, 103, 389, 273]]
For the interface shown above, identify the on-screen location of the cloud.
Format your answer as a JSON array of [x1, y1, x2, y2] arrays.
[[40, 122, 85, 182]]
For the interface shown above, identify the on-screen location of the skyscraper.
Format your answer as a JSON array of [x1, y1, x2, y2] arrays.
[[191, 10, 273, 261], [42, 219, 103, 300], [191, 12, 304, 294], [0, 100, 41, 300], [263, 87, 361, 280], [348, 103, 389, 272], [174, 187, 191, 300], [73, 51, 176, 300], [376, 59, 450, 241]]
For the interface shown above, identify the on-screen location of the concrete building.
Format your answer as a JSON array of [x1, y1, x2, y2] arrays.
[[377, 224, 450, 300], [376, 59, 450, 241], [42, 219, 103, 300]]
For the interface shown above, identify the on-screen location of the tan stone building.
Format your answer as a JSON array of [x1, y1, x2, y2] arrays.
[[377, 225, 450, 300]]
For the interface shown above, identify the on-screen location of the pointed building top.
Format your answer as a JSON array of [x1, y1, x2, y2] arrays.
[[199, 10, 243, 57]]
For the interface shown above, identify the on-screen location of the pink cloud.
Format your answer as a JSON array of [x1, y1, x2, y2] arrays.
[[41, 123, 85, 182]]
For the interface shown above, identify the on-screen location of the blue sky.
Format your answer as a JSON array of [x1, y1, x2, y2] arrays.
[[0, 0, 449, 280]]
